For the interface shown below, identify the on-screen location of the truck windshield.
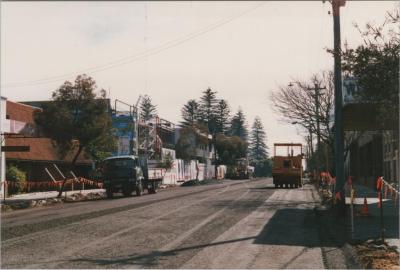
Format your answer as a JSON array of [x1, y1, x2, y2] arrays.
[[104, 159, 135, 171]]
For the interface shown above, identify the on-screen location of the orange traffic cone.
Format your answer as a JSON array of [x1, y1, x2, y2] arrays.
[[361, 196, 369, 217]]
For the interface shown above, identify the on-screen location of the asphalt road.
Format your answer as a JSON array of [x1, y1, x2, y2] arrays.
[[1, 178, 346, 269]]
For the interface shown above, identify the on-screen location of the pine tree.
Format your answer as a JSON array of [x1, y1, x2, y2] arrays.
[[229, 108, 248, 142], [215, 99, 231, 134], [249, 116, 268, 163], [140, 95, 157, 122], [180, 99, 200, 127], [198, 88, 218, 133]]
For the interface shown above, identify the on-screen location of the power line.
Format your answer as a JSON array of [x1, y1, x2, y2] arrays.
[[2, 2, 266, 88]]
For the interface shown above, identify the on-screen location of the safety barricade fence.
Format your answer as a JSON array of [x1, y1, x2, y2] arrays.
[[4, 177, 103, 192], [376, 176, 399, 206], [319, 173, 399, 202]]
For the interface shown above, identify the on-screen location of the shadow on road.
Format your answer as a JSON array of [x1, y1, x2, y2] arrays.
[[254, 208, 323, 247], [69, 236, 258, 267], [69, 208, 342, 268]]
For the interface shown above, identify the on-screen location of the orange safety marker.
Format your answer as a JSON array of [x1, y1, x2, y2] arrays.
[[347, 176, 353, 186], [361, 196, 369, 216], [335, 191, 341, 201], [376, 176, 383, 191]]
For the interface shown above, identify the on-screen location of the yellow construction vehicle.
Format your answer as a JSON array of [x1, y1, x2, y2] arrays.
[[272, 143, 303, 188]]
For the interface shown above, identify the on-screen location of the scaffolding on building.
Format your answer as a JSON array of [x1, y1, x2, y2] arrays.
[[138, 117, 175, 160], [112, 98, 175, 160]]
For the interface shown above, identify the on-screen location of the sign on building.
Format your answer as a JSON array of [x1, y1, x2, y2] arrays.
[[342, 77, 360, 105], [112, 112, 137, 156]]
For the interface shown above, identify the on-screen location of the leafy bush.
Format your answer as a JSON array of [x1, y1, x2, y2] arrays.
[[6, 166, 27, 195], [160, 152, 174, 170]]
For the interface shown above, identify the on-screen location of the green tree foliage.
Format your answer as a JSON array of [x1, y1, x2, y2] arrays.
[[175, 125, 209, 161], [180, 99, 200, 128], [215, 134, 247, 166], [249, 117, 268, 161], [215, 99, 231, 134], [254, 158, 272, 177], [249, 117, 270, 177], [199, 88, 218, 133], [341, 9, 399, 130], [229, 108, 248, 142], [34, 74, 117, 197], [6, 165, 27, 195], [160, 152, 174, 170], [140, 95, 158, 122]]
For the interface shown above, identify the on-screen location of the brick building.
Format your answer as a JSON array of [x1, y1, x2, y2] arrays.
[[5, 100, 92, 181]]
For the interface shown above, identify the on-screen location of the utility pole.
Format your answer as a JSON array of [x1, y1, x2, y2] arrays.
[[332, 0, 346, 216], [213, 132, 218, 180], [307, 83, 326, 184]]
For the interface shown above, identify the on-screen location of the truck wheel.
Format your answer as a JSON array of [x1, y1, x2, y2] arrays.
[[122, 187, 132, 197], [153, 182, 158, 194], [106, 189, 113, 199], [136, 183, 143, 197]]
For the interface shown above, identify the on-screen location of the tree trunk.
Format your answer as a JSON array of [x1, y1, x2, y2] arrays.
[[57, 145, 83, 198]]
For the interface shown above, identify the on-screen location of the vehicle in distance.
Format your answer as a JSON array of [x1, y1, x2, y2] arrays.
[[230, 158, 253, 179], [272, 143, 303, 188]]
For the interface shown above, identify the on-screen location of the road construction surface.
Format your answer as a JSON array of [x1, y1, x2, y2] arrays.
[[1, 178, 348, 269]]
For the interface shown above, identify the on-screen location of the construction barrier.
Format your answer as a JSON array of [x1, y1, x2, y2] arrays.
[[156, 159, 227, 185], [377, 176, 399, 206], [5, 177, 103, 191]]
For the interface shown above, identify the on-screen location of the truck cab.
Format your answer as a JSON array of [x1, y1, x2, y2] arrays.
[[102, 155, 146, 198]]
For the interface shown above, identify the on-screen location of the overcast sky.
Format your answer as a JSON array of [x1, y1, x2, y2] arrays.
[[1, 1, 397, 151]]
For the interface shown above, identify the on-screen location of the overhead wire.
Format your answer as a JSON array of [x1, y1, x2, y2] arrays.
[[2, 2, 266, 88]]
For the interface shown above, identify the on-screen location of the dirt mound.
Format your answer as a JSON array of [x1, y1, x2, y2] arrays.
[[355, 239, 399, 270], [181, 179, 222, 187]]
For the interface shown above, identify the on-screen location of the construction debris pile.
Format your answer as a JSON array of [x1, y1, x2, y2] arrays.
[[64, 191, 105, 202], [318, 172, 335, 204], [1, 197, 63, 211], [354, 239, 400, 270]]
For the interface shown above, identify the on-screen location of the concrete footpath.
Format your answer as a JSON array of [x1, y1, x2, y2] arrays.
[[345, 182, 399, 251]]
